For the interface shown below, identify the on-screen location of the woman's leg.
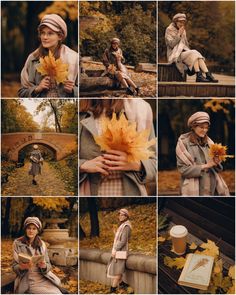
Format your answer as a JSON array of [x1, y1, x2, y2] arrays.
[[112, 275, 122, 287], [199, 59, 218, 82], [198, 59, 209, 73]]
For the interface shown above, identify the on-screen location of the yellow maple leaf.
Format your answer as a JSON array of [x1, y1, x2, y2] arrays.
[[189, 242, 198, 250], [228, 265, 235, 279], [213, 259, 223, 274], [209, 143, 234, 162], [164, 255, 186, 269], [158, 236, 166, 243], [37, 50, 68, 84], [94, 112, 156, 163], [199, 239, 219, 259], [227, 280, 235, 294]]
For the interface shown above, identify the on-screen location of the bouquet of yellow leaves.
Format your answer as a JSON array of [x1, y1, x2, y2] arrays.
[[94, 112, 156, 163], [37, 50, 68, 84], [209, 143, 234, 162]]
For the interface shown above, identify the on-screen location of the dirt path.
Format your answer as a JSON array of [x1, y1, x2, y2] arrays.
[[1, 161, 73, 196]]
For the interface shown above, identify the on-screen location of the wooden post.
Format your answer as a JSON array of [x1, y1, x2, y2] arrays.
[[158, 63, 186, 82]]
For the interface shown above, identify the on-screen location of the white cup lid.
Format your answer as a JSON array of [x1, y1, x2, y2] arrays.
[[170, 225, 188, 238]]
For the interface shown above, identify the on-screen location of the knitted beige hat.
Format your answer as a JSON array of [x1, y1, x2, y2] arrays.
[[24, 217, 42, 231], [119, 208, 129, 218], [173, 13, 187, 22], [187, 111, 210, 127], [39, 14, 67, 38]]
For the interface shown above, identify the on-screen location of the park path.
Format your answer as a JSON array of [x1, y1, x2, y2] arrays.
[[2, 161, 73, 196]]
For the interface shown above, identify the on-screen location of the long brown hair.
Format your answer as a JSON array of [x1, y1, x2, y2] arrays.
[[33, 25, 65, 59], [18, 234, 43, 250], [79, 99, 124, 118]]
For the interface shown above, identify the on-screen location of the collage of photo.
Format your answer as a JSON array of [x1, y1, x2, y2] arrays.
[[0, 0, 235, 294]]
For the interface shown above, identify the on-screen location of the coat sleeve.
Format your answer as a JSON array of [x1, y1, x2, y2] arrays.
[[12, 240, 27, 277], [165, 27, 182, 49], [176, 154, 203, 178], [115, 226, 131, 251], [134, 125, 156, 184]]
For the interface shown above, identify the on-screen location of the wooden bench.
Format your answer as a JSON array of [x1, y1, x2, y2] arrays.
[[158, 197, 235, 294], [158, 63, 186, 82]]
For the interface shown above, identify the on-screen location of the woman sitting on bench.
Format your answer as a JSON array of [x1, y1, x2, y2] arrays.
[[102, 38, 139, 95], [165, 13, 218, 83]]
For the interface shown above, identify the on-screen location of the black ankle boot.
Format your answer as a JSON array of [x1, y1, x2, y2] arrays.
[[119, 281, 129, 289], [196, 71, 209, 82], [135, 87, 140, 95], [32, 179, 37, 185], [110, 286, 117, 294], [126, 87, 134, 95], [206, 72, 218, 83]]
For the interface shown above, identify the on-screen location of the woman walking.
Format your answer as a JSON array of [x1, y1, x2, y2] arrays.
[[29, 144, 43, 185], [18, 14, 78, 97], [102, 38, 139, 95], [107, 208, 132, 293], [12, 217, 63, 294], [79, 99, 156, 196], [176, 111, 229, 196], [165, 13, 218, 83]]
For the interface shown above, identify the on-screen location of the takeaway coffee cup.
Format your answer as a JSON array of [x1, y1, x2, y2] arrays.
[[170, 225, 188, 255]]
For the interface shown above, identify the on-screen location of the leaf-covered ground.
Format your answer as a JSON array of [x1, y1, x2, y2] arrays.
[[79, 279, 134, 294], [1, 80, 20, 98], [1, 239, 78, 294], [81, 62, 157, 98], [158, 169, 235, 195], [80, 203, 156, 256], [1, 161, 74, 196]]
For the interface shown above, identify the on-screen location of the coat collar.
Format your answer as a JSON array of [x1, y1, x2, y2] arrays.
[[80, 112, 98, 136]]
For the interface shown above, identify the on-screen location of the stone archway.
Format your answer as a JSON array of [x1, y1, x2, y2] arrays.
[[18, 142, 57, 162]]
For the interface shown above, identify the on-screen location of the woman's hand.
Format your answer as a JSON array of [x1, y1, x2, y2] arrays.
[[37, 261, 47, 269], [179, 26, 185, 36], [64, 80, 74, 94], [213, 156, 221, 166], [112, 249, 116, 258], [103, 150, 141, 172], [201, 159, 217, 170], [80, 156, 110, 176], [35, 76, 50, 93], [19, 261, 32, 270]]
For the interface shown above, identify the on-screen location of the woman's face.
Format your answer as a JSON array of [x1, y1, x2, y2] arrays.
[[192, 123, 209, 138], [111, 42, 119, 50], [176, 20, 186, 29], [118, 213, 127, 222], [40, 26, 62, 50], [26, 224, 38, 241]]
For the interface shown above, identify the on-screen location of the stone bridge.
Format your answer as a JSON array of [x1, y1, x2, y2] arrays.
[[1, 132, 77, 161], [80, 248, 156, 294]]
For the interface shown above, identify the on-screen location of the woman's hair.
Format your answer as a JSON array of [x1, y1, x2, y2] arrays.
[[33, 25, 64, 59], [189, 129, 208, 145], [18, 233, 42, 250], [80, 99, 124, 118]]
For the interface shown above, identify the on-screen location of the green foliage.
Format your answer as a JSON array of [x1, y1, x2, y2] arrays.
[[158, 1, 235, 70], [80, 1, 156, 66]]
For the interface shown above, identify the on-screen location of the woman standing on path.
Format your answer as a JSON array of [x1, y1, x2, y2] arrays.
[[165, 13, 218, 83], [102, 38, 139, 95], [12, 217, 64, 294], [107, 209, 132, 293], [18, 14, 78, 97], [29, 145, 43, 185], [176, 111, 229, 196], [79, 99, 156, 196]]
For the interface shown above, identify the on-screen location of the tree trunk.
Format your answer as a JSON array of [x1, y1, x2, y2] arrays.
[[49, 100, 62, 133], [2, 198, 11, 237], [79, 224, 86, 240], [80, 76, 116, 91], [87, 197, 100, 237]]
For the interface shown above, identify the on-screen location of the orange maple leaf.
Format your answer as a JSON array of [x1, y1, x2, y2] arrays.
[[94, 112, 156, 163], [37, 50, 68, 84], [209, 143, 234, 162]]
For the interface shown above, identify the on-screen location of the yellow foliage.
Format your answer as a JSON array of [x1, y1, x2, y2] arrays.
[[94, 112, 156, 163], [228, 265, 235, 279], [199, 239, 219, 259], [32, 197, 69, 211], [39, 1, 78, 21], [204, 99, 234, 114], [164, 256, 186, 269], [209, 143, 234, 162], [37, 51, 68, 84], [189, 242, 198, 250], [213, 259, 223, 274]]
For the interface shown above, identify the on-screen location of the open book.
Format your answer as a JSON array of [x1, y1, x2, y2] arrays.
[[178, 253, 214, 290], [18, 253, 45, 265]]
